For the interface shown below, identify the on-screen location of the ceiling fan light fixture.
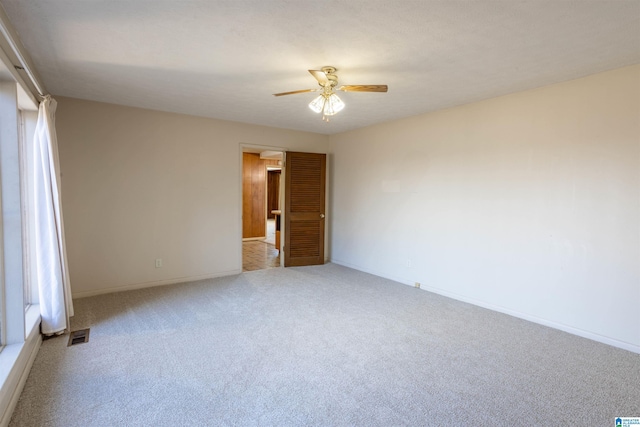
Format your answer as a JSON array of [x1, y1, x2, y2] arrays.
[[323, 93, 344, 116], [308, 95, 325, 113]]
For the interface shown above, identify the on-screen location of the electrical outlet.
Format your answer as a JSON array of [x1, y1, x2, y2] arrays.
[[155, 258, 163, 268], [414, 282, 421, 289], [405, 259, 412, 268]]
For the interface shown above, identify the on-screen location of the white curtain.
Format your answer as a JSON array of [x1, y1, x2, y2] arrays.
[[33, 95, 74, 335]]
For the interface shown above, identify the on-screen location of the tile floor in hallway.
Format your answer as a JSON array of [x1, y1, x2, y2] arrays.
[[242, 240, 280, 271], [243, 219, 279, 272]]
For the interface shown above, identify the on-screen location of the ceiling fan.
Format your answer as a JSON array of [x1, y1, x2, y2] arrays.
[[273, 66, 388, 121]]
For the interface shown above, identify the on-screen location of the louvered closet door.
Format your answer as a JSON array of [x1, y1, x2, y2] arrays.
[[284, 152, 326, 267]]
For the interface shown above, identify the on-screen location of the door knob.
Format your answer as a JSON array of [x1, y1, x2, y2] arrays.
[[320, 214, 325, 218]]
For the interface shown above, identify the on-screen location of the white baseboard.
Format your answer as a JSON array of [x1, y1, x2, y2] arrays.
[[72, 269, 242, 299], [329, 259, 414, 287], [418, 282, 640, 354], [0, 309, 42, 427], [330, 258, 640, 354]]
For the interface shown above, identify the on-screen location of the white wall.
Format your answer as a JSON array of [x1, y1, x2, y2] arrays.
[[55, 98, 328, 297], [328, 65, 640, 352]]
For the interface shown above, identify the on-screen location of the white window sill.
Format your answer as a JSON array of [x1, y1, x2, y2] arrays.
[[0, 303, 40, 383], [0, 304, 40, 425], [24, 304, 40, 337]]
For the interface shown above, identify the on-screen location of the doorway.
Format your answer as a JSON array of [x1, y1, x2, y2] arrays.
[[242, 150, 283, 271]]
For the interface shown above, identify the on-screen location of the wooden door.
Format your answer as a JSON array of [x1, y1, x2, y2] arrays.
[[267, 170, 280, 219], [284, 152, 326, 266], [242, 153, 279, 238]]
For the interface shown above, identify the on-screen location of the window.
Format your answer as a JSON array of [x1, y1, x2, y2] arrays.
[[0, 80, 38, 349], [0, 13, 46, 422], [0, 80, 26, 348], [19, 110, 39, 310], [0, 76, 42, 427]]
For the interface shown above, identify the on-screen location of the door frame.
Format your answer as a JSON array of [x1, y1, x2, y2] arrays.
[[239, 144, 286, 268]]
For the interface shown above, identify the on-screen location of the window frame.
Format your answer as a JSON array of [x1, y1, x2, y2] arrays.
[[0, 80, 39, 350], [18, 109, 38, 312]]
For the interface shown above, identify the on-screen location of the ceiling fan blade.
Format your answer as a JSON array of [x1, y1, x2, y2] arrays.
[[273, 89, 319, 97], [338, 85, 388, 93], [308, 69, 329, 86]]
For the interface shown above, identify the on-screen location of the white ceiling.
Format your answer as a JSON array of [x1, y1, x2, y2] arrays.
[[1, 1, 638, 135]]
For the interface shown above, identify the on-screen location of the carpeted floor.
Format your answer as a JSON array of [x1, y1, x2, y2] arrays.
[[9, 264, 640, 426]]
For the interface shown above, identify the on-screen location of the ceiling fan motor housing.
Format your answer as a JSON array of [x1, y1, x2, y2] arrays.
[[322, 66, 339, 87]]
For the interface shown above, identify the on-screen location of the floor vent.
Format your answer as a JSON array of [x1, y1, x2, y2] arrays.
[[67, 328, 90, 346]]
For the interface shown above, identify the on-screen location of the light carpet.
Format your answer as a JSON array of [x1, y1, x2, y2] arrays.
[[9, 263, 640, 426]]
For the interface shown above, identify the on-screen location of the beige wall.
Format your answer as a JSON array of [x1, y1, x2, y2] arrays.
[[55, 97, 328, 297], [329, 65, 640, 352], [56, 66, 639, 352]]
